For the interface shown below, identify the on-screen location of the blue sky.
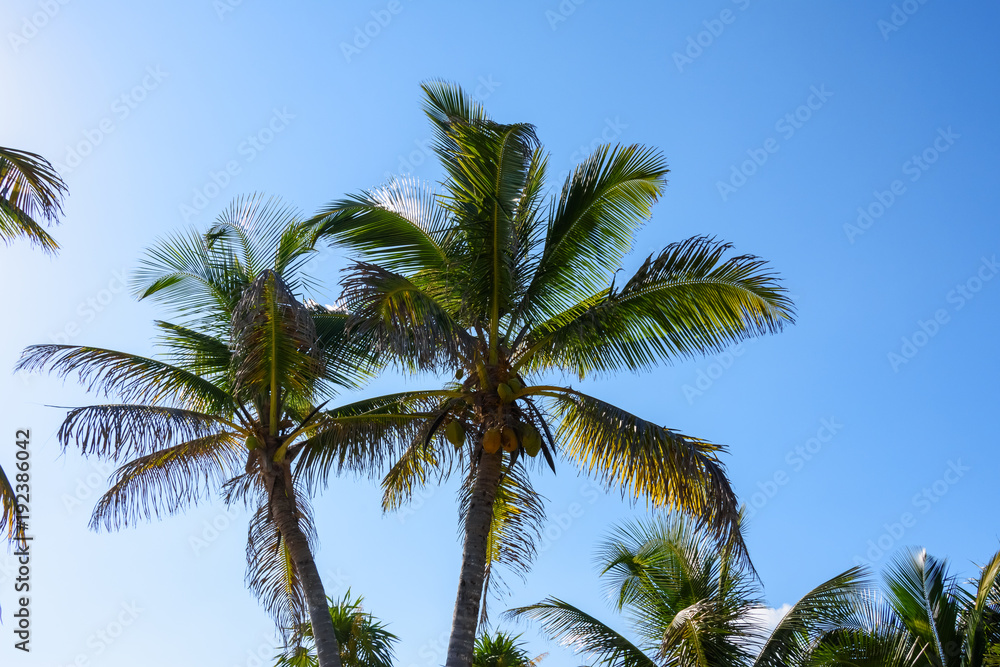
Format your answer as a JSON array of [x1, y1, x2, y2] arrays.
[[2, 1, 998, 665]]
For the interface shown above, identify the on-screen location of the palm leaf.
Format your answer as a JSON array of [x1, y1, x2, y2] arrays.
[[16, 344, 233, 413], [0, 464, 26, 544], [508, 598, 658, 667], [0, 146, 66, 253], [57, 403, 229, 462], [516, 236, 794, 376], [89, 432, 243, 530], [550, 389, 744, 562]]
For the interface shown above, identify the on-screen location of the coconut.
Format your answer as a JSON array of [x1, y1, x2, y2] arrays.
[[482, 428, 502, 454], [446, 420, 466, 448], [501, 428, 519, 453]]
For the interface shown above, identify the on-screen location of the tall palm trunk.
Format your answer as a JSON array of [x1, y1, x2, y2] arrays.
[[446, 449, 504, 667], [267, 467, 343, 667]]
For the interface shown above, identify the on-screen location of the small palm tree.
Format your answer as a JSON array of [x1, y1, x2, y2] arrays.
[[511, 512, 867, 667], [0, 146, 67, 252], [17, 196, 415, 667], [274, 590, 398, 667], [309, 81, 795, 667], [473, 631, 544, 667], [812, 547, 1000, 667]]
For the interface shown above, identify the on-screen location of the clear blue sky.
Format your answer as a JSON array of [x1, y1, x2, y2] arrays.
[[2, 1, 998, 665]]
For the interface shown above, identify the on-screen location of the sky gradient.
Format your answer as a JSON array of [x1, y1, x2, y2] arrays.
[[2, 1, 998, 666]]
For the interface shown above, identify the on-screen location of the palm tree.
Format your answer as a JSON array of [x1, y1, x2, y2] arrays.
[[473, 631, 545, 667], [16, 196, 416, 667], [811, 547, 1000, 667], [308, 81, 796, 667], [0, 146, 67, 252], [1, 145, 67, 548], [510, 512, 867, 667], [274, 590, 398, 667]]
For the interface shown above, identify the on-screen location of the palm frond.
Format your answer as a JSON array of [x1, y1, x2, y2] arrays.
[[550, 389, 745, 562], [754, 567, 870, 667], [516, 236, 794, 377], [246, 498, 314, 636], [508, 599, 659, 667], [0, 146, 66, 253], [310, 177, 454, 276], [89, 432, 243, 531], [519, 144, 668, 324], [340, 261, 476, 371], [57, 403, 228, 462], [230, 270, 323, 411], [16, 344, 233, 413], [884, 548, 963, 667]]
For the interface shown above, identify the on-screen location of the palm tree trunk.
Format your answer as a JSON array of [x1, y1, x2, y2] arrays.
[[268, 470, 343, 667], [445, 450, 504, 667]]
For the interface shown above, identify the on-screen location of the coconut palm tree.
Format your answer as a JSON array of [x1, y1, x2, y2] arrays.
[[811, 547, 1000, 667], [274, 590, 398, 667], [308, 81, 796, 667], [510, 512, 867, 667], [473, 631, 545, 667], [16, 196, 420, 667], [1, 145, 67, 548], [0, 146, 67, 252]]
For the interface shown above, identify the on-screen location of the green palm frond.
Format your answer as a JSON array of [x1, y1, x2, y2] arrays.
[[294, 392, 441, 492], [154, 320, 233, 383], [517, 144, 668, 324], [754, 567, 870, 667], [340, 262, 476, 371], [806, 592, 926, 667], [307, 303, 381, 393], [473, 631, 543, 667], [516, 236, 794, 377], [0, 146, 67, 253], [16, 344, 233, 412], [309, 178, 454, 276], [885, 549, 963, 667], [230, 270, 322, 413], [89, 432, 243, 531], [963, 548, 1000, 667], [550, 390, 743, 561], [508, 598, 658, 667], [247, 498, 313, 635], [58, 403, 230, 462]]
